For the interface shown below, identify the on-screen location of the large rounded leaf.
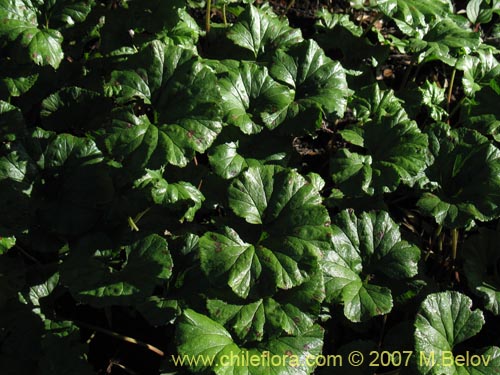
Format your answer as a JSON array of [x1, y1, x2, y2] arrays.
[[331, 110, 428, 196], [322, 210, 420, 322], [271, 40, 348, 133], [104, 40, 222, 167], [61, 234, 172, 307], [418, 123, 500, 228], [219, 62, 293, 134], [415, 291, 499, 375], [228, 165, 324, 225], [175, 308, 323, 375], [200, 166, 330, 298]]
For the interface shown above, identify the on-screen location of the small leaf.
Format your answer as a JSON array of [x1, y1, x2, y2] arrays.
[[0, 235, 16, 254], [208, 142, 248, 179], [135, 169, 204, 222], [419, 81, 447, 121], [350, 84, 405, 124]]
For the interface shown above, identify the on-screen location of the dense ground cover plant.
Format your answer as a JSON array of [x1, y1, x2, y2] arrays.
[[1, 0, 500, 374]]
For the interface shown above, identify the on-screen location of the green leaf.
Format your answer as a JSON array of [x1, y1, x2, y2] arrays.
[[457, 49, 500, 97], [134, 169, 204, 222], [414, 291, 497, 375], [228, 165, 323, 224], [104, 40, 222, 166], [461, 83, 500, 141], [462, 228, 500, 315], [0, 101, 25, 140], [0, 60, 38, 98], [208, 142, 249, 179], [0, 138, 40, 233], [200, 165, 329, 297], [331, 110, 428, 196], [322, 210, 420, 322], [0, 235, 16, 254], [200, 227, 262, 299], [49, 0, 94, 26], [27, 273, 59, 313], [419, 81, 447, 121], [176, 308, 323, 374], [227, 4, 302, 60], [207, 297, 314, 342], [219, 62, 293, 134], [61, 234, 172, 307], [271, 40, 349, 131], [373, 0, 454, 37], [0, 0, 93, 68], [350, 84, 405, 124], [98, 0, 199, 54], [418, 123, 500, 228], [467, 0, 493, 24], [413, 19, 481, 66], [315, 8, 363, 36]]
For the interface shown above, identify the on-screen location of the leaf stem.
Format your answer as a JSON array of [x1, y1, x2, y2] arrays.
[[447, 68, 457, 114], [206, 0, 212, 33], [222, 4, 227, 27], [451, 228, 459, 262], [15, 244, 40, 263], [447, 96, 466, 120], [399, 56, 417, 90], [74, 320, 164, 357], [377, 314, 388, 350], [128, 216, 140, 231], [128, 207, 152, 231], [109, 360, 140, 375]]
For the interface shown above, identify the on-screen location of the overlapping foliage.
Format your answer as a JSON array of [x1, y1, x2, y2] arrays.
[[1, 1, 500, 374]]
